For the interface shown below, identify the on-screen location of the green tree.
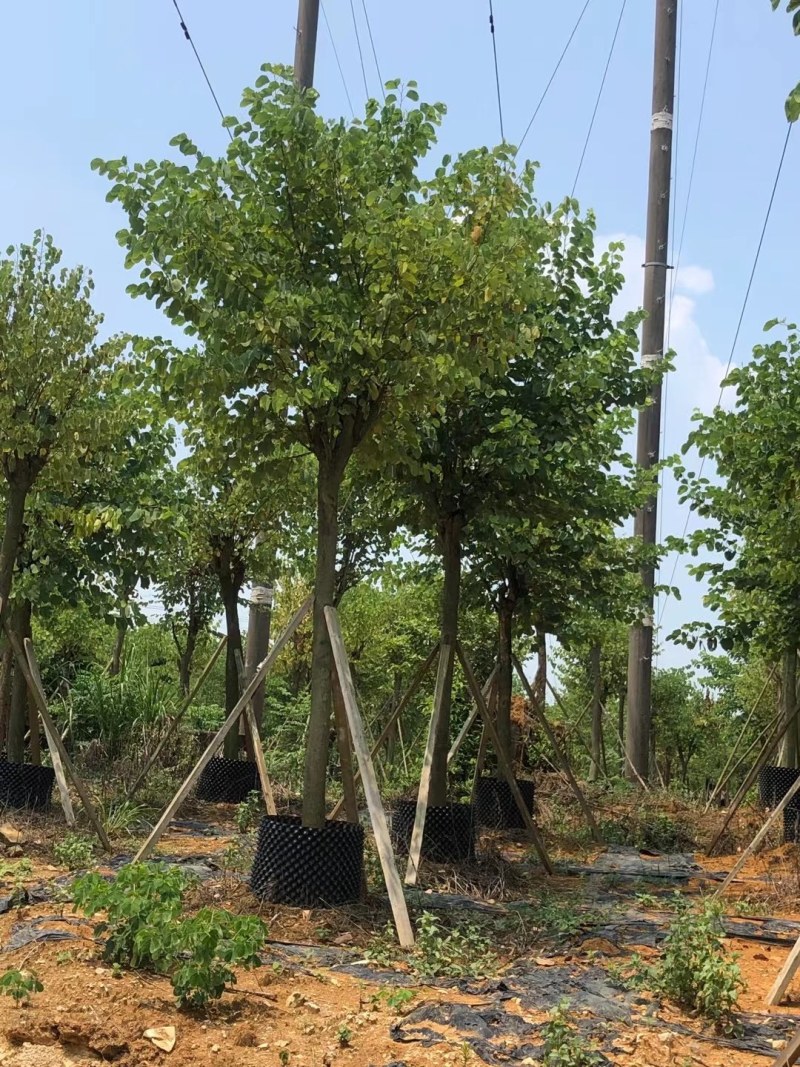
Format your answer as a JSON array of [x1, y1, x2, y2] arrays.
[[0, 234, 119, 759], [395, 216, 652, 801], [96, 68, 544, 825], [677, 322, 800, 766]]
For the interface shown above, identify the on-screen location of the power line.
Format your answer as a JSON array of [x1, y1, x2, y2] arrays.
[[516, 0, 593, 155], [570, 0, 627, 199], [488, 0, 505, 142], [348, 0, 370, 99], [168, 0, 231, 139], [657, 121, 794, 625], [321, 1, 355, 115], [360, 0, 385, 100]]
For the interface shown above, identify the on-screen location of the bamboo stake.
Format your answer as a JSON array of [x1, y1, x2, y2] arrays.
[[332, 668, 359, 824], [329, 643, 439, 821], [243, 703, 277, 815], [459, 644, 553, 874], [447, 665, 498, 764], [515, 658, 601, 842], [325, 607, 415, 948], [133, 595, 313, 862], [129, 635, 227, 796]]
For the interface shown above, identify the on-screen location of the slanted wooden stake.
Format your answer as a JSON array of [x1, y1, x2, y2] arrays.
[[129, 635, 227, 797], [332, 668, 359, 824], [714, 772, 800, 903], [514, 656, 601, 843], [767, 1022, 800, 1066], [405, 638, 453, 886], [23, 641, 75, 827], [16, 635, 111, 852], [328, 643, 439, 821], [243, 703, 277, 816], [447, 665, 498, 764], [459, 644, 553, 875], [133, 595, 313, 862], [325, 606, 414, 948]]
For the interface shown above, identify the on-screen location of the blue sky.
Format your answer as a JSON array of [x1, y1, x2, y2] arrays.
[[1, 2, 797, 668]]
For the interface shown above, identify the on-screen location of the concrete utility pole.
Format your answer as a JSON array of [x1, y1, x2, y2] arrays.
[[294, 0, 321, 90], [626, 0, 678, 784]]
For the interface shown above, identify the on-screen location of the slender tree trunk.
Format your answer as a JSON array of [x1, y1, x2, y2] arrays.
[[0, 640, 12, 751], [7, 600, 32, 763], [427, 514, 463, 807], [779, 646, 799, 769], [178, 619, 201, 696], [302, 458, 345, 827], [495, 590, 515, 768], [219, 573, 244, 760], [589, 643, 603, 782], [533, 629, 547, 712], [110, 616, 127, 677], [617, 690, 625, 764], [385, 670, 403, 764], [0, 481, 28, 627]]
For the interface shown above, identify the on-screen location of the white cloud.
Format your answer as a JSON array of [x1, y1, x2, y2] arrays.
[[675, 264, 715, 296]]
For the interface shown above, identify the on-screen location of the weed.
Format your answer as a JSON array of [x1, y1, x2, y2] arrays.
[[100, 798, 152, 836], [235, 791, 262, 834], [0, 858, 33, 881], [383, 987, 416, 1012], [0, 969, 43, 1006], [413, 912, 497, 979], [336, 1024, 353, 1047], [630, 898, 744, 1030], [728, 895, 769, 918], [55, 951, 74, 966], [541, 1000, 601, 1066], [72, 862, 267, 1009], [278, 1050, 290, 1066], [54, 833, 95, 870]]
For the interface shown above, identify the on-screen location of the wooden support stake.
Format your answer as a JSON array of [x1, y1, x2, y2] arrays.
[[129, 635, 227, 797], [404, 638, 453, 886], [133, 595, 313, 862], [325, 606, 415, 948], [515, 657, 601, 843], [460, 644, 553, 874], [329, 643, 439, 821], [23, 640, 75, 827], [768, 939, 800, 1010], [332, 668, 359, 824], [243, 703, 277, 816], [768, 1022, 800, 1066], [470, 718, 490, 808], [714, 772, 800, 902], [447, 665, 498, 765], [17, 636, 111, 852]]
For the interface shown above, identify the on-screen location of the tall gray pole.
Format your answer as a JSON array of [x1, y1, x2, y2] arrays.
[[294, 0, 321, 90], [626, 0, 678, 783], [245, 583, 273, 734]]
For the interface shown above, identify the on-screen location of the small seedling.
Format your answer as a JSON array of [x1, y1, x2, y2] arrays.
[[54, 833, 95, 870], [235, 790, 262, 834], [336, 1024, 353, 1047], [0, 969, 43, 1007], [55, 950, 74, 966], [278, 1050, 290, 1066], [541, 1000, 601, 1066], [384, 987, 415, 1012]]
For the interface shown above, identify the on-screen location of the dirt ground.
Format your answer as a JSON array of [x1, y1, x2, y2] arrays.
[[1, 785, 800, 1067]]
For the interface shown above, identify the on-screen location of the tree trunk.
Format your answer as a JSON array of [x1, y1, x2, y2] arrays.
[[0, 481, 28, 627], [779, 646, 799, 769], [6, 600, 32, 763], [0, 639, 12, 751], [219, 572, 244, 760], [178, 617, 202, 697], [302, 458, 345, 827], [428, 513, 463, 807], [533, 629, 547, 712], [385, 670, 403, 764], [495, 590, 515, 768], [110, 592, 129, 678], [589, 643, 603, 782]]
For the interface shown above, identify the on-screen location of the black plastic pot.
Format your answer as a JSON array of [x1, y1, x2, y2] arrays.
[[0, 761, 55, 811], [250, 815, 364, 907], [783, 805, 800, 844], [195, 757, 259, 804], [390, 800, 475, 863], [758, 765, 800, 808], [474, 776, 535, 829]]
